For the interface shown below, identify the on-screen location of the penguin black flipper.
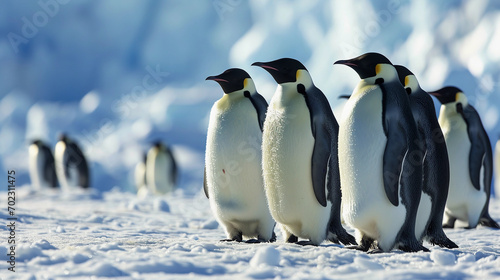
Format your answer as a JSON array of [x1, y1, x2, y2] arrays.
[[42, 147, 58, 188], [297, 84, 329, 207], [68, 142, 90, 189], [203, 165, 209, 198], [166, 145, 179, 187], [458, 104, 488, 191], [244, 90, 268, 132], [297, 84, 332, 207], [380, 83, 407, 207]]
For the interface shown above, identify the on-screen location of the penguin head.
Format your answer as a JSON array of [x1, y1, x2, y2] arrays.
[[394, 65, 420, 95], [58, 133, 69, 143], [206, 68, 255, 94], [31, 139, 44, 147], [252, 58, 312, 88], [429, 86, 469, 113], [152, 141, 165, 151], [334, 52, 397, 84]]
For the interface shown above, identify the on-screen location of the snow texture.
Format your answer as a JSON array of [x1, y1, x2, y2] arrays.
[[0, 188, 499, 279]]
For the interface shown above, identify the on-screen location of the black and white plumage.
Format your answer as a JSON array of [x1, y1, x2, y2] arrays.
[[253, 58, 355, 246], [395, 65, 458, 249], [430, 86, 499, 229], [29, 139, 58, 189], [146, 141, 178, 195], [54, 134, 90, 189], [204, 68, 275, 242], [334, 53, 428, 252]]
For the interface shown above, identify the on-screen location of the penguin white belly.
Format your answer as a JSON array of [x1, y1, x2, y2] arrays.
[[29, 145, 42, 188], [441, 118, 486, 227], [135, 161, 147, 191], [206, 98, 273, 238], [415, 192, 432, 240], [150, 152, 174, 194], [55, 142, 70, 191], [339, 84, 406, 250], [263, 92, 331, 244]]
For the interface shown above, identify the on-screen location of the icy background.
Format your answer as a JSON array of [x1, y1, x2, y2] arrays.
[[1, 0, 500, 195], [1, 0, 500, 278]]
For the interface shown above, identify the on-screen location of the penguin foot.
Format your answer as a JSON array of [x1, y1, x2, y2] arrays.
[[328, 228, 357, 246], [295, 240, 317, 246], [220, 232, 242, 242], [367, 249, 385, 254], [270, 232, 277, 243], [430, 237, 458, 249], [345, 245, 369, 252], [245, 239, 263, 244], [286, 235, 298, 243], [442, 217, 456, 229], [479, 215, 500, 229], [398, 243, 429, 253]]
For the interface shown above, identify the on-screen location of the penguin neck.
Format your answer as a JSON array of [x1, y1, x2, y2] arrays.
[[439, 102, 467, 129], [217, 87, 254, 111], [362, 65, 398, 85]]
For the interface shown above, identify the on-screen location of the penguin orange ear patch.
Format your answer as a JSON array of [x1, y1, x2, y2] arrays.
[[296, 70, 301, 81], [404, 76, 410, 87], [375, 64, 382, 75], [243, 78, 248, 89]]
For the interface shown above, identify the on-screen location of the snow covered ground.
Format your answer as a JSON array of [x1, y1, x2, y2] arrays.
[[1, 187, 500, 279]]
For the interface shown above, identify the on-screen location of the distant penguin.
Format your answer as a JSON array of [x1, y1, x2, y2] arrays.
[[205, 68, 276, 242], [495, 138, 500, 199], [430, 86, 499, 229], [253, 58, 356, 246], [146, 141, 178, 195], [54, 134, 90, 190], [29, 140, 58, 189], [334, 53, 428, 252], [135, 152, 147, 191], [395, 65, 457, 249]]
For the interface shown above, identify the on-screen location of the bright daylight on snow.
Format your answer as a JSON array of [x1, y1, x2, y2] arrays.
[[1, 1, 500, 279]]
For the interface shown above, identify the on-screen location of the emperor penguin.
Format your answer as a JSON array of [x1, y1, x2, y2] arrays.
[[395, 65, 458, 249], [334, 53, 428, 252], [429, 86, 499, 229], [252, 58, 356, 246], [29, 139, 58, 189], [54, 134, 90, 190], [205, 68, 276, 243], [146, 141, 178, 195]]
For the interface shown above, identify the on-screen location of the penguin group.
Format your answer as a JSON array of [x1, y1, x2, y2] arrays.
[[29, 133, 90, 190], [204, 52, 499, 253]]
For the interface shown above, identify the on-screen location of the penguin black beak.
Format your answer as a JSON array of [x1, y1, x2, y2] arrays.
[[205, 75, 229, 83], [251, 62, 279, 72], [338, 95, 351, 100], [333, 59, 373, 79], [428, 90, 445, 104], [333, 60, 358, 68]]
